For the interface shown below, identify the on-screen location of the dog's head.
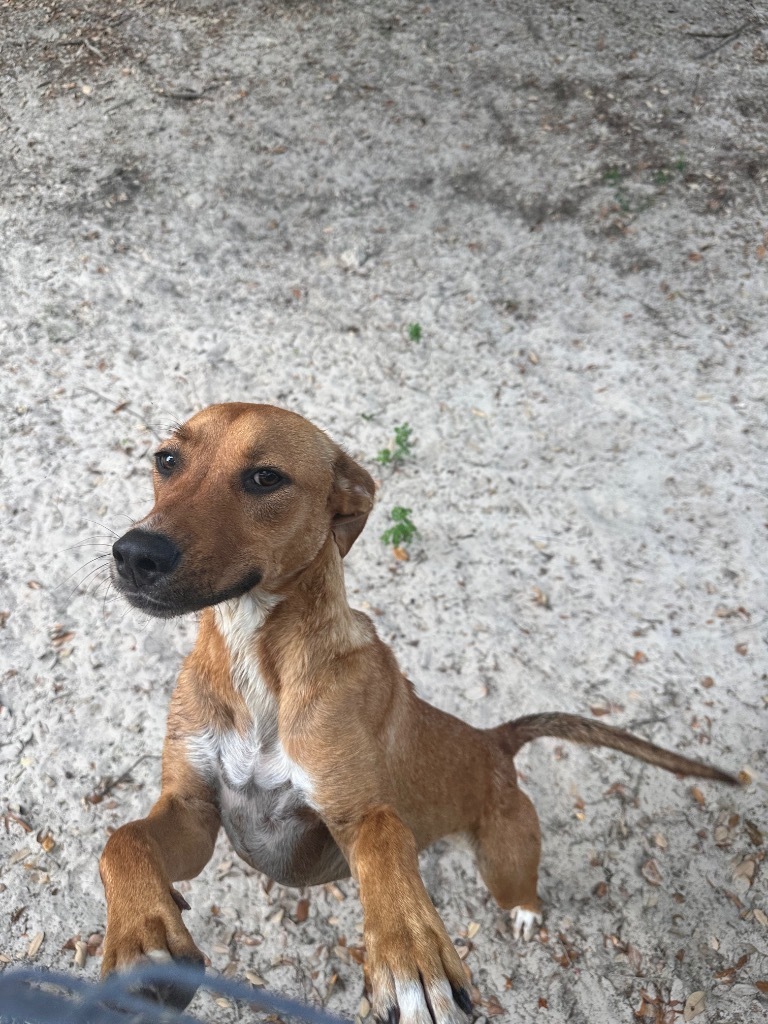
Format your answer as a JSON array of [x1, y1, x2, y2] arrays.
[[111, 404, 375, 617]]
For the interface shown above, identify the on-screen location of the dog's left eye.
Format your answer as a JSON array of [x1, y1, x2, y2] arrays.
[[155, 451, 178, 476], [245, 469, 284, 492]]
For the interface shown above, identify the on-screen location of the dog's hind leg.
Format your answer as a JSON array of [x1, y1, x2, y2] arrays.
[[472, 780, 543, 941]]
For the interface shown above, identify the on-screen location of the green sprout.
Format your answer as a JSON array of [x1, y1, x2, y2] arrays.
[[407, 322, 422, 342], [381, 506, 418, 548], [376, 423, 413, 466]]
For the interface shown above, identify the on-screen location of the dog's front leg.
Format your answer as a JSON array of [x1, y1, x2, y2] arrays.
[[337, 806, 471, 1024], [99, 778, 220, 1009]]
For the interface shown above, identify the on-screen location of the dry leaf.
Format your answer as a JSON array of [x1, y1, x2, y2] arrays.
[[37, 832, 55, 853], [74, 940, 88, 968], [358, 997, 371, 1018], [245, 970, 266, 986], [392, 546, 409, 561], [714, 826, 730, 846], [295, 898, 310, 923], [701, 676, 715, 689], [683, 991, 705, 1021], [745, 819, 764, 846], [714, 953, 748, 982], [733, 858, 756, 885], [27, 932, 44, 957], [753, 908, 768, 927], [484, 995, 505, 1017], [690, 786, 706, 806], [735, 643, 748, 656], [632, 650, 647, 664], [755, 981, 768, 994], [641, 859, 662, 886], [467, 922, 481, 940]]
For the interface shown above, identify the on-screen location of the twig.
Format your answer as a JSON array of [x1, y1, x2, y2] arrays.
[[159, 84, 219, 101], [75, 386, 163, 440], [85, 754, 154, 804], [695, 22, 751, 59], [59, 37, 105, 59], [82, 38, 106, 60], [3, 808, 33, 834]]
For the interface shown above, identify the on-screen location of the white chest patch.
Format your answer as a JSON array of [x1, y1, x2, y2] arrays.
[[186, 592, 314, 801]]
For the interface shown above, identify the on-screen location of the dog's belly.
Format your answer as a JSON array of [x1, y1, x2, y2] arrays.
[[186, 726, 348, 887], [219, 781, 349, 887]]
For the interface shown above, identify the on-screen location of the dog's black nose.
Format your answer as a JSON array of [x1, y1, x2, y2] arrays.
[[112, 529, 181, 588]]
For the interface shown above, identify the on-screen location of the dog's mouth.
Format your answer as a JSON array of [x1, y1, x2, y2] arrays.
[[113, 568, 264, 618]]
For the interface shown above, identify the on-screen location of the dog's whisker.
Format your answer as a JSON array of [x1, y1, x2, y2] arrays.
[[56, 555, 111, 594], [111, 513, 138, 528], [62, 539, 114, 553], [71, 564, 111, 600], [85, 518, 122, 539]]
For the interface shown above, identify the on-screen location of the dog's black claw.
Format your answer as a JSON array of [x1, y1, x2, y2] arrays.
[[169, 886, 191, 912], [452, 986, 473, 1015]]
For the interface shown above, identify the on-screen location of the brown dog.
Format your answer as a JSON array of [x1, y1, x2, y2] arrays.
[[100, 403, 737, 1022]]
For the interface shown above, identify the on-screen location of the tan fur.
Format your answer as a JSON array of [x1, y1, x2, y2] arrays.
[[100, 403, 737, 1020]]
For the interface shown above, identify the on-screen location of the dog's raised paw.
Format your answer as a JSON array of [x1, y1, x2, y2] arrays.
[[511, 906, 542, 941]]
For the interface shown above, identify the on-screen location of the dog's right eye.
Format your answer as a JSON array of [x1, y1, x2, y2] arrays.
[[155, 451, 178, 476], [243, 468, 287, 494]]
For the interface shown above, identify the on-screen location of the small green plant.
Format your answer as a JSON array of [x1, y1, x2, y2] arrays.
[[603, 167, 622, 184], [654, 159, 687, 186], [376, 423, 413, 466], [407, 322, 422, 342], [381, 506, 418, 548]]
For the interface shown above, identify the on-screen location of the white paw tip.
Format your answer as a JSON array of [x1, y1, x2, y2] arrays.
[[511, 906, 542, 941], [145, 948, 173, 963]]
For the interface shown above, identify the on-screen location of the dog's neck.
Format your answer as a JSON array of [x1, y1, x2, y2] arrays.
[[210, 536, 371, 700]]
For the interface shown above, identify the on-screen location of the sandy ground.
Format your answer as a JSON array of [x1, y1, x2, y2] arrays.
[[1, 1, 767, 1021]]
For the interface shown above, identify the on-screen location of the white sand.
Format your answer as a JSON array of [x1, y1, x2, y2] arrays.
[[1, 2, 766, 1021]]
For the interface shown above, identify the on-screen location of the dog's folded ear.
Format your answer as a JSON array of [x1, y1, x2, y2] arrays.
[[330, 452, 376, 557]]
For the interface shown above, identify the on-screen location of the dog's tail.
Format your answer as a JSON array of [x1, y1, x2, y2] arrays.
[[493, 712, 739, 785]]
